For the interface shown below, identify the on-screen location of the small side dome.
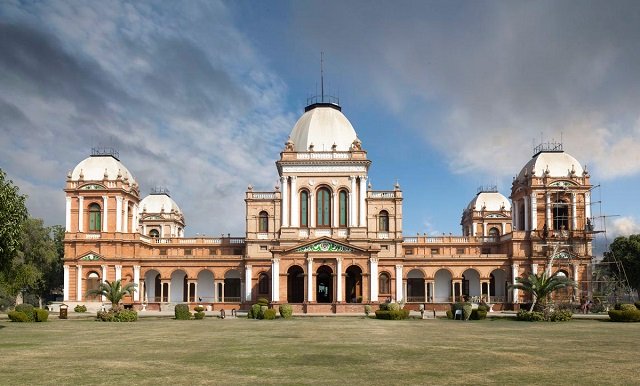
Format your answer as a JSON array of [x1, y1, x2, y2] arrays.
[[467, 191, 511, 212], [518, 149, 584, 179], [71, 152, 136, 184], [139, 190, 182, 215], [288, 104, 358, 152]]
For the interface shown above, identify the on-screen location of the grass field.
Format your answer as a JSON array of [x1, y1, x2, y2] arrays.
[[0, 316, 637, 385]]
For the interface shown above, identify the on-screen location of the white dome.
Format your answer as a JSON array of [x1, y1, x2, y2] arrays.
[[71, 155, 136, 184], [139, 193, 182, 215], [467, 191, 511, 211], [518, 151, 584, 179], [288, 104, 358, 152]]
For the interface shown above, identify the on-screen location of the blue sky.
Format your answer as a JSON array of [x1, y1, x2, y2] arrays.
[[1, 1, 639, 252]]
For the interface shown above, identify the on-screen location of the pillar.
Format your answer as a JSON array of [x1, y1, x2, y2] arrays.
[[115, 265, 122, 282], [483, 223, 487, 237], [309, 192, 316, 228], [244, 265, 252, 302], [359, 176, 367, 226], [524, 195, 530, 231], [133, 265, 140, 301], [101, 265, 108, 302], [271, 258, 280, 302], [132, 203, 139, 233], [472, 221, 476, 236], [532, 263, 538, 275], [332, 191, 338, 228], [501, 222, 506, 235], [102, 196, 109, 232], [349, 176, 357, 227], [571, 193, 577, 230], [123, 199, 129, 232], [451, 281, 456, 302], [307, 258, 314, 302], [370, 257, 379, 302], [395, 265, 403, 302], [116, 196, 123, 232], [530, 192, 537, 230], [546, 193, 551, 229], [76, 265, 82, 301], [78, 196, 84, 232], [65, 197, 71, 232], [512, 264, 519, 303], [585, 192, 591, 220], [290, 177, 298, 227], [63, 265, 69, 301], [281, 176, 289, 227], [336, 257, 343, 302]]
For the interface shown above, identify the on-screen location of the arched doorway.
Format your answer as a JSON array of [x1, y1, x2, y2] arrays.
[[407, 269, 425, 302], [345, 265, 362, 303], [86, 272, 101, 301], [224, 269, 241, 303], [434, 269, 452, 302], [197, 270, 214, 303], [287, 265, 305, 303], [316, 265, 333, 303], [462, 269, 481, 299], [490, 269, 507, 302], [170, 270, 187, 302]]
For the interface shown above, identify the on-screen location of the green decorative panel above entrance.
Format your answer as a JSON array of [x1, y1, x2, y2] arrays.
[[80, 253, 101, 261], [295, 241, 353, 253]]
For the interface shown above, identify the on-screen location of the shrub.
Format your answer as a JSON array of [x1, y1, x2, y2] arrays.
[[8, 311, 29, 322], [263, 309, 277, 320], [590, 302, 606, 313], [257, 297, 269, 306], [375, 309, 410, 320], [609, 308, 640, 322], [74, 304, 87, 313], [462, 303, 473, 320], [96, 310, 115, 322], [387, 302, 400, 311], [279, 304, 293, 318], [364, 305, 372, 316], [616, 303, 637, 311], [194, 311, 205, 320], [194, 305, 205, 312], [35, 308, 49, 322], [470, 309, 487, 320], [548, 310, 573, 322], [635, 301, 640, 310], [174, 304, 191, 320], [96, 308, 137, 322], [477, 305, 489, 312], [516, 310, 545, 321], [446, 310, 453, 319], [249, 304, 262, 319], [15, 304, 35, 322]]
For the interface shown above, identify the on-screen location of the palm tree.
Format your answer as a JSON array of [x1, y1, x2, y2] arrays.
[[87, 279, 137, 308], [510, 272, 576, 312]]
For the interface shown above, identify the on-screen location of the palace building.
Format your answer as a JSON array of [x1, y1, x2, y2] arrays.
[[62, 98, 594, 313]]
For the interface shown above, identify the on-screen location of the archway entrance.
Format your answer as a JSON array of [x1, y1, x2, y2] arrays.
[[287, 265, 304, 303], [462, 269, 481, 300], [316, 265, 333, 303], [345, 265, 362, 303], [407, 269, 425, 302]]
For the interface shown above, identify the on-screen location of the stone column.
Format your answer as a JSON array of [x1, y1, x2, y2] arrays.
[[571, 193, 577, 230], [532, 263, 538, 275], [524, 195, 530, 232], [133, 265, 140, 301], [65, 197, 72, 232], [585, 192, 591, 220], [573, 264, 579, 286], [290, 177, 299, 227], [63, 265, 70, 301], [472, 221, 476, 236], [483, 223, 487, 237], [332, 191, 338, 228], [101, 265, 108, 302], [395, 265, 403, 302], [307, 258, 314, 302], [512, 201, 518, 231], [501, 222, 506, 235], [359, 176, 367, 226], [102, 196, 109, 232], [116, 196, 123, 232], [546, 193, 552, 229], [76, 265, 83, 301], [133, 203, 139, 233], [309, 192, 316, 228], [123, 199, 129, 232], [271, 258, 280, 302], [511, 264, 519, 303], [244, 265, 252, 302], [451, 281, 456, 302], [78, 196, 84, 232], [530, 192, 537, 230], [115, 265, 122, 282], [336, 257, 343, 302], [370, 257, 379, 302], [349, 176, 357, 227], [281, 176, 289, 227]]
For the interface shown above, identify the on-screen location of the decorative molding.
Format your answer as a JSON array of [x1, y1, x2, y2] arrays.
[[80, 253, 102, 261], [282, 165, 367, 173], [549, 181, 578, 187], [80, 184, 105, 190], [295, 241, 353, 253]]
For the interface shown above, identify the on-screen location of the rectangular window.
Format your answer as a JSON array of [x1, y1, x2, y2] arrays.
[[381, 245, 389, 250], [233, 248, 243, 255], [208, 248, 216, 255], [456, 248, 465, 255], [481, 247, 491, 255], [430, 248, 440, 255], [260, 245, 268, 251], [184, 249, 192, 256], [300, 191, 308, 227], [405, 248, 413, 255], [159, 249, 167, 256]]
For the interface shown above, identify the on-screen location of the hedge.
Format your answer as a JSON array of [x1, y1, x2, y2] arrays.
[[74, 304, 87, 313], [35, 308, 49, 322], [15, 304, 35, 322], [174, 304, 191, 320], [263, 309, 277, 320], [194, 311, 205, 320], [8, 311, 30, 322], [375, 309, 410, 320], [609, 309, 640, 322], [96, 308, 138, 322], [279, 304, 293, 318]]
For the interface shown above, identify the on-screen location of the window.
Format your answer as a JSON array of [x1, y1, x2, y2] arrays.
[[379, 273, 391, 294], [553, 199, 569, 231], [481, 247, 491, 254], [184, 249, 192, 256], [159, 248, 167, 256], [258, 211, 269, 232], [88, 203, 101, 231], [379, 210, 389, 232], [456, 248, 465, 255], [381, 245, 389, 250], [488, 227, 500, 237], [316, 187, 331, 227], [149, 229, 160, 238], [430, 248, 440, 255], [339, 190, 348, 227], [405, 248, 413, 255], [260, 245, 268, 251], [258, 273, 269, 294], [300, 190, 309, 227]]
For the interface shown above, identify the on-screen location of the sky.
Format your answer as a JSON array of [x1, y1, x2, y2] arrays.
[[1, 0, 640, 254]]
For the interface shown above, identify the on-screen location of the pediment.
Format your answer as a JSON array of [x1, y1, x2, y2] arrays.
[[77, 251, 104, 261], [285, 237, 366, 254]]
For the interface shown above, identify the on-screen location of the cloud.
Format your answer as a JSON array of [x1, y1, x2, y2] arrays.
[[0, 1, 292, 235], [609, 216, 640, 238]]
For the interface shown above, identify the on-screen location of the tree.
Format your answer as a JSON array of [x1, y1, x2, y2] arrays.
[[603, 235, 640, 293], [0, 169, 28, 275], [86, 279, 137, 308], [510, 271, 577, 312]]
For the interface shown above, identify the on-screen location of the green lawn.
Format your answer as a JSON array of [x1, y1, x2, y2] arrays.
[[0, 316, 637, 385]]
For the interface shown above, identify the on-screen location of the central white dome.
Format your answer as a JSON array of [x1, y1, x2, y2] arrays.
[[288, 104, 358, 152], [518, 151, 584, 179], [71, 155, 136, 184]]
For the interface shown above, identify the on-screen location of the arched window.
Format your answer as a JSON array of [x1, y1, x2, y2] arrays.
[[149, 229, 160, 238], [300, 190, 309, 227], [553, 199, 569, 231], [488, 227, 500, 237], [258, 273, 269, 295], [316, 187, 331, 227], [379, 272, 391, 295], [258, 211, 269, 232], [379, 210, 389, 232], [86, 272, 101, 301], [89, 203, 101, 231], [339, 190, 348, 227]]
